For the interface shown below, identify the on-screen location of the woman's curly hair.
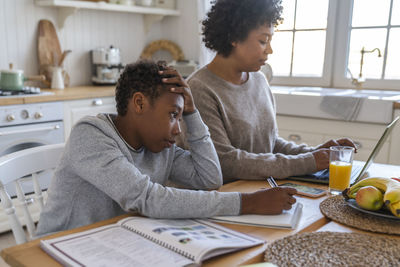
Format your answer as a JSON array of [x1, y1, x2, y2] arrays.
[[115, 60, 168, 116], [202, 0, 283, 57]]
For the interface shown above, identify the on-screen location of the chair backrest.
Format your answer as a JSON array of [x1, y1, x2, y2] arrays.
[[0, 143, 64, 244]]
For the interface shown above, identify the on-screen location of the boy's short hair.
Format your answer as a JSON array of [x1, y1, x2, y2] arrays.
[[202, 0, 283, 57], [115, 60, 168, 116]]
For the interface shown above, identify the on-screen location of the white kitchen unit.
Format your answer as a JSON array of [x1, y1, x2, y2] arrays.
[[271, 86, 400, 165], [272, 86, 398, 124], [276, 115, 396, 164], [63, 96, 116, 140]]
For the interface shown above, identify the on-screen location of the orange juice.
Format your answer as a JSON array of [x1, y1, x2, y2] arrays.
[[329, 161, 352, 190]]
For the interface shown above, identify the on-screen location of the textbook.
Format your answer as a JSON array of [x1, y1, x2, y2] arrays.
[[210, 202, 303, 229], [40, 216, 264, 267]]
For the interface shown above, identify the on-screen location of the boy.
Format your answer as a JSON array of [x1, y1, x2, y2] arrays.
[[36, 60, 296, 235]]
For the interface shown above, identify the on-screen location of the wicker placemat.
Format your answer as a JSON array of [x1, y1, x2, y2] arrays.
[[319, 195, 400, 235], [264, 232, 400, 266]]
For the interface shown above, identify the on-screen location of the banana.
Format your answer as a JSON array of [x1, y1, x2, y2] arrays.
[[383, 186, 400, 206], [343, 177, 399, 199], [342, 177, 400, 217], [387, 201, 400, 218], [343, 177, 400, 202]]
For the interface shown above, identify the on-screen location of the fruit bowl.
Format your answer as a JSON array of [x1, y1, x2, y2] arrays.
[[345, 199, 400, 220]]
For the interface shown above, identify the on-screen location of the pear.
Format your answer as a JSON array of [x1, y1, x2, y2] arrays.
[[355, 186, 384, 211]]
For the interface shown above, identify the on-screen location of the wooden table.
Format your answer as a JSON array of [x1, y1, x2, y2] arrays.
[[204, 179, 330, 266], [2, 162, 400, 267]]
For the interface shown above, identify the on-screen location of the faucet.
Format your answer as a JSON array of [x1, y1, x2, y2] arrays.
[[350, 47, 382, 88], [347, 68, 363, 88], [359, 47, 382, 79]]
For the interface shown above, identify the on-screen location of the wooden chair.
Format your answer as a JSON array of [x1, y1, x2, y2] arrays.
[[0, 143, 64, 244]]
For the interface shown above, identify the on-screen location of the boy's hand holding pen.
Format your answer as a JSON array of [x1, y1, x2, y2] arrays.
[[267, 176, 279, 188], [240, 176, 297, 215]]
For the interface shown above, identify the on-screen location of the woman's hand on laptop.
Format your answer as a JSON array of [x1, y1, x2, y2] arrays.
[[316, 138, 357, 153], [312, 148, 330, 170]]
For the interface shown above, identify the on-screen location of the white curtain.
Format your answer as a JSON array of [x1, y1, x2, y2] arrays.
[[197, 0, 216, 67]]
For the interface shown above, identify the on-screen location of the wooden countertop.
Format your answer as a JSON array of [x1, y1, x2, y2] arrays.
[[0, 86, 115, 106], [2, 86, 399, 110]]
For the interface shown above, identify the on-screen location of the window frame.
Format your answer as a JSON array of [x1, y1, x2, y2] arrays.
[[271, 0, 400, 91], [271, 0, 338, 87]]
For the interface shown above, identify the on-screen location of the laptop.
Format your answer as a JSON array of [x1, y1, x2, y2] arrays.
[[289, 116, 399, 185]]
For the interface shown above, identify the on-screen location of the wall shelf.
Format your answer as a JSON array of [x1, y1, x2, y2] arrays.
[[35, 0, 180, 31]]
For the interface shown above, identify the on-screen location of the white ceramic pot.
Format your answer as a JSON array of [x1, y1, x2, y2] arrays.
[[51, 67, 64, 90]]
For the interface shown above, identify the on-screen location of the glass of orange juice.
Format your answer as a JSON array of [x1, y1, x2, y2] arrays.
[[329, 146, 355, 195]]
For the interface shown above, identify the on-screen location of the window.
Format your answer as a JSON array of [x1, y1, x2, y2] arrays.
[[269, 0, 400, 90], [269, 0, 329, 77]]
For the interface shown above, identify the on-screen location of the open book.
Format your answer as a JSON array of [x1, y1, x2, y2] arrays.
[[210, 202, 303, 229], [40, 216, 264, 267]]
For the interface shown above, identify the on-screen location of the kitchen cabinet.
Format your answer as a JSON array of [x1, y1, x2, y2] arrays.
[[63, 96, 116, 140], [276, 115, 396, 164]]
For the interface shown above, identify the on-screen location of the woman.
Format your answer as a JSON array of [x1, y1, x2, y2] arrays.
[[188, 0, 355, 183]]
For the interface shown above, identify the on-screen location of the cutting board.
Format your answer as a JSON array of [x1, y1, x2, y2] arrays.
[[38, 19, 62, 66], [37, 20, 70, 87]]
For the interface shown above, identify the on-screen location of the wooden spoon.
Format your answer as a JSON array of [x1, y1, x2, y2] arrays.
[[59, 50, 72, 66]]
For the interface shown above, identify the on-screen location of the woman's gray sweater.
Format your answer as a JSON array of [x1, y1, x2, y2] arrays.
[[187, 67, 317, 182], [36, 111, 240, 235]]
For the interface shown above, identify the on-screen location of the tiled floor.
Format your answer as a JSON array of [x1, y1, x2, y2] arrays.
[[0, 231, 16, 267]]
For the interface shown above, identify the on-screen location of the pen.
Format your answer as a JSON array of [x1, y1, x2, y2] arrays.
[[267, 176, 278, 188]]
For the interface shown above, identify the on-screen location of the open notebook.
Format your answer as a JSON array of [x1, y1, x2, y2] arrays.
[[289, 116, 399, 185], [40, 217, 263, 267]]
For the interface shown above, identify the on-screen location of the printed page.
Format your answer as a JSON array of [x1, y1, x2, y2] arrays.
[[119, 217, 263, 263], [40, 225, 193, 267]]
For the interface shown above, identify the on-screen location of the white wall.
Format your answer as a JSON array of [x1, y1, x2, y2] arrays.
[[0, 0, 200, 86]]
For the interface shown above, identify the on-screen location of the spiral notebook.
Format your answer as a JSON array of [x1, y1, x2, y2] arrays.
[[40, 216, 263, 267]]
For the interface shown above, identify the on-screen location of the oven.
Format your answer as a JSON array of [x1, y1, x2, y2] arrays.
[[0, 101, 64, 195], [0, 101, 64, 232]]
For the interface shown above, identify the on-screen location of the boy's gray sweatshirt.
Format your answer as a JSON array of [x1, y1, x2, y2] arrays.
[[36, 111, 240, 235]]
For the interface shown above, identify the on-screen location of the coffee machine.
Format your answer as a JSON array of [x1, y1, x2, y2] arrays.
[[90, 46, 124, 85]]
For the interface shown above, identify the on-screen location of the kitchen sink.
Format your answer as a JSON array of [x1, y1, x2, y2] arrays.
[[348, 90, 400, 100], [272, 86, 400, 98], [271, 86, 398, 124]]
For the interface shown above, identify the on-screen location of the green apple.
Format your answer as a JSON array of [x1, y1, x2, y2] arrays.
[[355, 186, 384, 211]]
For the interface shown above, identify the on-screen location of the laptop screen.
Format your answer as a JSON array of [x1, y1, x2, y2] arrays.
[[289, 116, 399, 184], [352, 116, 400, 184]]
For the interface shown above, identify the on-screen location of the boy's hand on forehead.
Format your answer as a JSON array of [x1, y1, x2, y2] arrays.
[[159, 68, 196, 115]]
